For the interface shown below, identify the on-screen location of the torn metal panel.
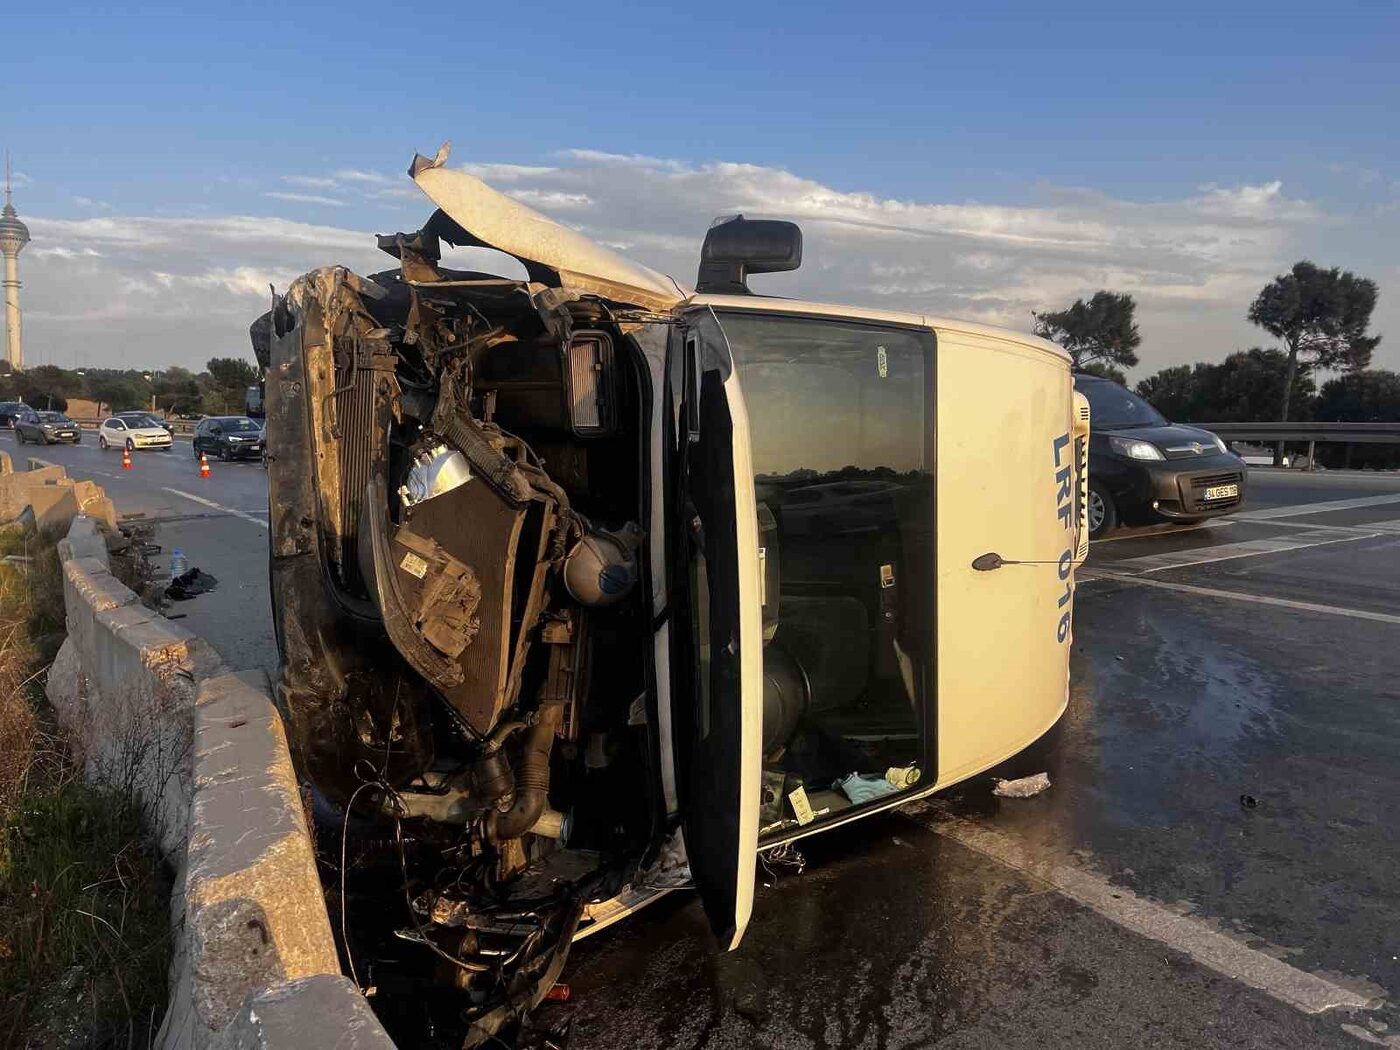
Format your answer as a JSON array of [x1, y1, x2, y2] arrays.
[[410, 142, 689, 312]]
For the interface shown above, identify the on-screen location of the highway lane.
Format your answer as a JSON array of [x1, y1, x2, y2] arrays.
[[555, 469, 1400, 1050], [23, 435, 1400, 1047], [14, 434, 278, 678]]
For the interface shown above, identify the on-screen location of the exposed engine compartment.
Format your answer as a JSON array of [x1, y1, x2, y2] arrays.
[[257, 213, 670, 1046]]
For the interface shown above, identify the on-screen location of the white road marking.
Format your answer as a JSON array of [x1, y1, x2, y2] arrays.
[[161, 488, 269, 529], [1088, 571, 1400, 625], [1090, 520, 1234, 544], [1235, 493, 1400, 521], [1084, 528, 1376, 575], [1257, 517, 1400, 536], [910, 808, 1380, 1016]]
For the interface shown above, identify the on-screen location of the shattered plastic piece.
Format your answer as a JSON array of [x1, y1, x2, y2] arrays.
[[992, 772, 1051, 798], [1240, 794, 1260, 809]]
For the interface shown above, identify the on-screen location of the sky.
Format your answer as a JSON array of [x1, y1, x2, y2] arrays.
[[2, 0, 1398, 380]]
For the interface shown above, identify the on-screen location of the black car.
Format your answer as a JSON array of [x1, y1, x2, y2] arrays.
[[1076, 373, 1247, 539], [14, 409, 81, 445], [192, 415, 264, 460], [0, 402, 30, 429]]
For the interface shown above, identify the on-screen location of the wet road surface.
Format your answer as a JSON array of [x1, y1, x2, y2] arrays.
[[24, 438, 1400, 1048], [556, 469, 1400, 1050]]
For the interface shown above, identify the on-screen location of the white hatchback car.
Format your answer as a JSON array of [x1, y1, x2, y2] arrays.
[[98, 413, 173, 452]]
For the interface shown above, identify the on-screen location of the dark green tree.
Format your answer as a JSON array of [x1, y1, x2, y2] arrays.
[[153, 366, 201, 415], [1033, 291, 1141, 375], [87, 375, 145, 414], [1314, 370, 1400, 469], [1134, 364, 1196, 420], [202, 357, 260, 415], [13, 365, 83, 412], [1134, 349, 1315, 423], [1247, 261, 1381, 423], [1315, 370, 1400, 421]]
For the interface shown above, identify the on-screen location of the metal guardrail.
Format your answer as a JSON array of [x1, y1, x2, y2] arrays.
[[1198, 422, 1400, 445], [1197, 421, 1400, 471]]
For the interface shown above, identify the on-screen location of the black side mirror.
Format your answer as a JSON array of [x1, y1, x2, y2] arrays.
[[696, 215, 802, 294]]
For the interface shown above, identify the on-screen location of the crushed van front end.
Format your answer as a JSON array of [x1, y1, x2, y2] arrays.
[[261, 239, 673, 1044]]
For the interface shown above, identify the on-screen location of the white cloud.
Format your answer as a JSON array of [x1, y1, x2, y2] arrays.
[[282, 175, 341, 190], [265, 191, 346, 207], [11, 153, 1397, 376], [333, 169, 398, 186], [504, 189, 594, 211]]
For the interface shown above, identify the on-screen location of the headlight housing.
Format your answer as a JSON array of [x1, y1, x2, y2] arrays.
[[1108, 435, 1165, 461]]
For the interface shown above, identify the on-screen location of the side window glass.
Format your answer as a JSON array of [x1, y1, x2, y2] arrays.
[[717, 313, 935, 830]]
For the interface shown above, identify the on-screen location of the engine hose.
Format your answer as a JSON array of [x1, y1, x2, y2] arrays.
[[398, 388, 533, 505], [490, 703, 562, 842]]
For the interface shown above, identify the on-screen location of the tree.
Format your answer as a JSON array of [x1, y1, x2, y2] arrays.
[[153, 366, 201, 416], [1314, 370, 1400, 470], [14, 365, 83, 412], [1247, 261, 1381, 424], [1134, 365, 1196, 420], [1134, 349, 1315, 423], [87, 375, 144, 415], [202, 357, 259, 415], [1034, 291, 1141, 375], [1315, 370, 1400, 422]]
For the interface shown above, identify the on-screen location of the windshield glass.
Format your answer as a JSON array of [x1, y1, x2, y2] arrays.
[[222, 417, 261, 432], [121, 414, 163, 428], [1077, 379, 1166, 428], [714, 310, 933, 835], [38, 412, 68, 422]]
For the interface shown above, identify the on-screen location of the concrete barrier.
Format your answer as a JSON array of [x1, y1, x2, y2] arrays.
[[0, 457, 117, 533], [45, 503, 393, 1047]]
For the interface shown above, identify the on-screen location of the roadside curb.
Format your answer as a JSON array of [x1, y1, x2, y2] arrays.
[[44, 497, 394, 1046]]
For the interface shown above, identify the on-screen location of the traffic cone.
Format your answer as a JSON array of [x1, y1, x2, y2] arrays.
[[199, 452, 211, 479], [121, 447, 132, 471]]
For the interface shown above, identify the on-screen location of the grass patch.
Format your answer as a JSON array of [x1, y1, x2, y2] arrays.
[[0, 527, 171, 1048]]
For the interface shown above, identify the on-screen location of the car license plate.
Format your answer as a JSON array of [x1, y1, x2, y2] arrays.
[[1203, 483, 1238, 501]]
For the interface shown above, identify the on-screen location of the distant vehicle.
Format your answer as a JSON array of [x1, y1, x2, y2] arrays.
[[0, 402, 29, 429], [14, 409, 81, 445], [98, 414, 173, 452], [192, 415, 264, 461], [115, 410, 175, 435], [245, 382, 265, 419], [1075, 373, 1246, 539]]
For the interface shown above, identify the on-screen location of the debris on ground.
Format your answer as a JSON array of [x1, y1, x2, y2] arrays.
[[165, 567, 218, 601], [993, 772, 1052, 798], [1240, 794, 1260, 809]]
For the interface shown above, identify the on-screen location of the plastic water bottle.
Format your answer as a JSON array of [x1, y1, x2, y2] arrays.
[[170, 548, 187, 578]]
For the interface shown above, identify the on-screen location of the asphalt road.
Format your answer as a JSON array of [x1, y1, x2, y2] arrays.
[[14, 432, 277, 678], [553, 469, 1400, 1050], [25, 438, 1400, 1049]]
